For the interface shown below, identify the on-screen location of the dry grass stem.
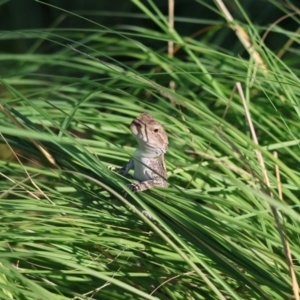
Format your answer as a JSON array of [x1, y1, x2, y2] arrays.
[[0, 104, 56, 166], [274, 151, 299, 300], [238, 82, 298, 299], [214, 0, 267, 72]]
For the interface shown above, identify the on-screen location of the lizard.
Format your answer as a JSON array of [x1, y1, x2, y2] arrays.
[[113, 112, 168, 192]]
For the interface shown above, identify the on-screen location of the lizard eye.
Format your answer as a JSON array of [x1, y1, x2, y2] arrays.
[[154, 128, 159, 133]]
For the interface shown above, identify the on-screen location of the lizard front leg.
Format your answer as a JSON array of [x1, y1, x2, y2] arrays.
[[109, 158, 134, 176]]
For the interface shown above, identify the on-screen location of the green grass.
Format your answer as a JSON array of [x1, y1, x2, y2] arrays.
[[1, 0, 300, 299]]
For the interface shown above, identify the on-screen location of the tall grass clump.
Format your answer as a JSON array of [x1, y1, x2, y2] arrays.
[[1, 0, 300, 299]]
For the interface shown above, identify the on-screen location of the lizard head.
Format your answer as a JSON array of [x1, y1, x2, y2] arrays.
[[130, 113, 168, 155]]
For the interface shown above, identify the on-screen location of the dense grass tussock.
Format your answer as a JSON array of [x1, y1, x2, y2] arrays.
[[1, 1, 300, 299]]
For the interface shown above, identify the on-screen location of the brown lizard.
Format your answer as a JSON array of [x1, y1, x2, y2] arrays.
[[114, 113, 168, 192]]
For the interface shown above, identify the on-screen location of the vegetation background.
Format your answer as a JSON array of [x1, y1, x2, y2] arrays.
[[1, 0, 300, 299]]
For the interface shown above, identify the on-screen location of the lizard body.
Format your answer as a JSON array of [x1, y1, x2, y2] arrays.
[[117, 113, 168, 192]]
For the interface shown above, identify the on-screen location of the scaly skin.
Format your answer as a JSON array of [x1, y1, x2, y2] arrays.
[[115, 113, 168, 192]]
